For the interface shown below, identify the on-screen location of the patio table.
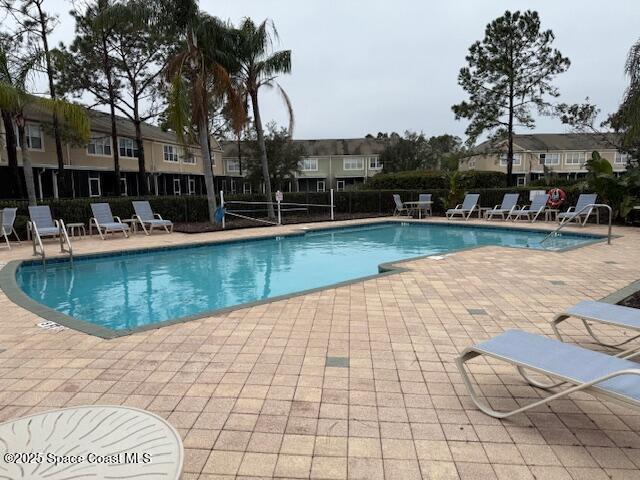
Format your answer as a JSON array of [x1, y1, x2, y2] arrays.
[[0, 405, 183, 479], [403, 201, 433, 219]]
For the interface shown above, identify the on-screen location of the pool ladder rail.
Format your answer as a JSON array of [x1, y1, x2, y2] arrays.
[[28, 219, 73, 266], [540, 204, 612, 246]]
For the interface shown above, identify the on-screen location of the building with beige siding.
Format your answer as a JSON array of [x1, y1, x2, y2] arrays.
[[220, 138, 385, 193], [0, 105, 223, 199], [459, 133, 635, 185]]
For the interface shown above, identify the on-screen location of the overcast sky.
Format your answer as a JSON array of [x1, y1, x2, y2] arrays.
[[35, 0, 640, 141]]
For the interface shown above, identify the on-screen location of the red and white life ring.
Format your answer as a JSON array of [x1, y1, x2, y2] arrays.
[[548, 188, 566, 208]]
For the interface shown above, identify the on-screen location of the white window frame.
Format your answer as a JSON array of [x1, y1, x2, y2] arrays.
[[164, 144, 179, 163], [88, 174, 101, 197], [120, 176, 128, 196], [25, 124, 44, 151], [317, 180, 326, 192], [173, 178, 181, 195], [301, 158, 318, 171], [468, 158, 476, 168], [500, 153, 522, 166], [118, 137, 138, 158], [336, 180, 346, 191], [188, 177, 196, 195], [539, 152, 560, 166], [183, 151, 196, 164], [226, 159, 240, 173], [243, 183, 252, 194], [368, 157, 382, 170], [87, 134, 112, 157], [343, 157, 364, 171], [564, 151, 586, 165], [516, 177, 526, 186], [614, 152, 631, 165]]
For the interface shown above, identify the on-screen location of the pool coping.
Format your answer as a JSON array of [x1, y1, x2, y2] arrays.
[[0, 219, 610, 339]]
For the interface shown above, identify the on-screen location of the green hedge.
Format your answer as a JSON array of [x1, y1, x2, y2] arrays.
[[364, 170, 507, 190], [0, 185, 592, 239]]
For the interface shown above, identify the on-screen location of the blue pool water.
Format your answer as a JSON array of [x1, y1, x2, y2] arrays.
[[15, 223, 600, 332]]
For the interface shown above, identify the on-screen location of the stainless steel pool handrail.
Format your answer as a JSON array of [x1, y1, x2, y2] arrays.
[[541, 204, 612, 245]]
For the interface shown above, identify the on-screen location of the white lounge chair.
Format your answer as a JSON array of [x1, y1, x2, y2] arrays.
[[90, 203, 130, 239], [0, 207, 20, 249], [456, 330, 640, 418], [552, 300, 640, 352], [132, 201, 173, 235], [557, 193, 598, 226], [27, 205, 72, 257], [392, 194, 410, 216], [446, 193, 479, 220], [485, 193, 519, 220], [508, 194, 549, 222]]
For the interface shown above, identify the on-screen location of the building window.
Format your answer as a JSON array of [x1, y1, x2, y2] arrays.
[[336, 180, 346, 191], [301, 158, 318, 171], [89, 174, 101, 197], [120, 176, 128, 196], [615, 152, 632, 164], [173, 178, 181, 195], [243, 183, 252, 194], [188, 178, 196, 195], [226, 159, 240, 173], [88, 135, 112, 156], [517, 177, 526, 186], [317, 180, 326, 192], [565, 152, 586, 165], [468, 158, 476, 168], [183, 151, 196, 164], [539, 152, 560, 166], [343, 157, 364, 170], [25, 124, 43, 150], [500, 153, 522, 166], [118, 137, 138, 158], [368, 157, 382, 169], [164, 145, 179, 162]]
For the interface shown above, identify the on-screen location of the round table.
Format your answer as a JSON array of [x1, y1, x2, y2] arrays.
[[403, 201, 433, 219], [0, 405, 183, 479]]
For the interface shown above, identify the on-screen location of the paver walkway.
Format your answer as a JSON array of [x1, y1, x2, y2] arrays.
[[0, 218, 638, 479]]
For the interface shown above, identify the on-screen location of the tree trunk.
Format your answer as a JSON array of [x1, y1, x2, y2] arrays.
[[134, 119, 147, 195], [2, 109, 22, 198], [250, 89, 275, 219], [17, 120, 37, 206], [198, 118, 217, 223], [36, 0, 67, 198], [507, 50, 515, 187], [102, 34, 121, 195]]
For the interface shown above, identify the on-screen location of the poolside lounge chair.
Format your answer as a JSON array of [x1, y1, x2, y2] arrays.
[[27, 205, 72, 256], [0, 208, 20, 249], [132, 201, 173, 235], [485, 193, 519, 220], [393, 194, 410, 216], [90, 203, 129, 239], [508, 194, 549, 222], [551, 300, 640, 352], [446, 193, 480, 220], [456, 329, 640, 418], [557, 193, 598, 226]]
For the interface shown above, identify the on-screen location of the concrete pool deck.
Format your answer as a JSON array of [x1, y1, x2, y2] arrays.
[[0, 217, 639, 479]]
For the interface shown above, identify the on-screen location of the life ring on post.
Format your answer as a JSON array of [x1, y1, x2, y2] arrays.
[[548, 188, 566, 208]]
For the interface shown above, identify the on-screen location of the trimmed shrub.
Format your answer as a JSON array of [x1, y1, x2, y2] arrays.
[[364, 170, 507, 191]]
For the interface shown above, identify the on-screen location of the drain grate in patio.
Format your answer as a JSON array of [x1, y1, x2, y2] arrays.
[[467, 308, 487, 315], [550, 280, 566, 285], [604, 261, 618, 264], [326, 356, 349, 368]]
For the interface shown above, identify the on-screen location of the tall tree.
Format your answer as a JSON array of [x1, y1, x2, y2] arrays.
[[2, 0, 69, 197], [58, 0, 123, 195], [107, 0, 170, 195], [452, 10, 570, 185], [234, 18, 292, 219], [246, 122, 303, 191], [164, 1, 243, 222], [379, 131, 463, 172], [0, 37, 90, 205]]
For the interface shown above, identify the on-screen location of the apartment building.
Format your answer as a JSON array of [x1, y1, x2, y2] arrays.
[[0, 105, 223, 199], [220, 138, 386, 193], [459, 133, 635, 185]]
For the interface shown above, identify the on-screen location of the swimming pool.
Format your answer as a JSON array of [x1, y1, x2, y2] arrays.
[[8, 222, 602, 337]]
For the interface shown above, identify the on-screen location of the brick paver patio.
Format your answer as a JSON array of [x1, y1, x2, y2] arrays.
[[0, 217, 638, 479]]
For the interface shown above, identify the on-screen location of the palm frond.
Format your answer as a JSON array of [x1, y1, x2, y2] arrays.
[[166, 74, 192, 146], [257, 50, 291, 79], [0, 81, 23, 112], [625, 38, 640, 85], [276, 82, 294, 136], [36, 97, 91, 143]]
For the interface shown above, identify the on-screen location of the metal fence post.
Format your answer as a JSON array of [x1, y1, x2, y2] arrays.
[[277, 199, 282, 225], [330, 189, 335, 220], [220, 190, 225, 229]]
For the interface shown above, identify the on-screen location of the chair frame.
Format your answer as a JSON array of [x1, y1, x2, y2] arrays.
[[392, 195, 410, 217], [507, 195, 549, 222], [0, 208, 21, 249], [557, 194, 599, 226], [456, 341, 640, 419], [485, 194, 519, 220], [446, 194, 479, 220]]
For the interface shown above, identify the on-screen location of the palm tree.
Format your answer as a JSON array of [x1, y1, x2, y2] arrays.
[[234, 18, 293, 219], [0, 39, 90, 205], [165, 10, 243, 223]]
